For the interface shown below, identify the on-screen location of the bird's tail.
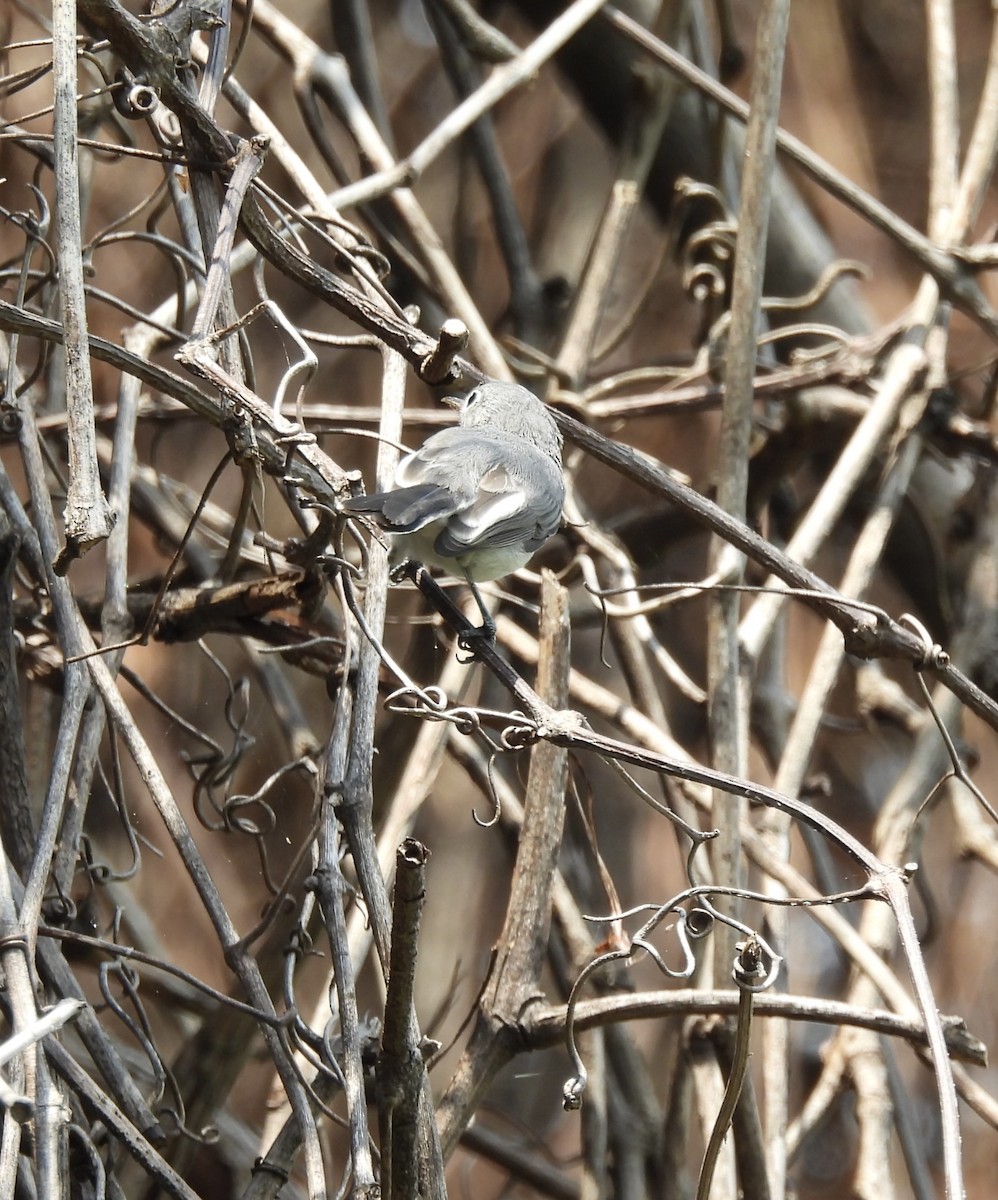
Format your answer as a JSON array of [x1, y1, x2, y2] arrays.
[[342, 484, 456, 532]]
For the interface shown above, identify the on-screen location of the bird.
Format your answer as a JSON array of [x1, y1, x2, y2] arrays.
[[342, 380, 565, 648]]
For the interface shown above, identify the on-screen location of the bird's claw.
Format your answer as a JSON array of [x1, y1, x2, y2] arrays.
[[456, 621, 496, 663]]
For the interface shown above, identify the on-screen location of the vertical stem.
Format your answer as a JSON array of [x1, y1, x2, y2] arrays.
[[925, 0, 959, 234], [711, 0, 790, 521], [707, 7, 789, 1196], [34, 1060, 70, 1200], [378, 839, 429, 1200], [554, 59, 675, 388], [707, 0, 790, 970], [51, 0, 114, 567], [314, 818, 377, 1193], [0, 515, 34, 869], [340, 348, 407, 970]]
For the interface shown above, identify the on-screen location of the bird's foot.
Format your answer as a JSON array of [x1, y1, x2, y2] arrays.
[[389, 559, 414, 585], [456, 618, 496, 663]]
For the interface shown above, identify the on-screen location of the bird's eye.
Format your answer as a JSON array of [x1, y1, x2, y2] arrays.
[[465, 387, 481, 407]]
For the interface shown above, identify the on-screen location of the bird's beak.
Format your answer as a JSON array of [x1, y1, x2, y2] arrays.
[[440, 394, 463, 410]]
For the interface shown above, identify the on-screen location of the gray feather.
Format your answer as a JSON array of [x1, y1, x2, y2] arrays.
[[344, 381, 565, 582], [343, 485, 457, 531]]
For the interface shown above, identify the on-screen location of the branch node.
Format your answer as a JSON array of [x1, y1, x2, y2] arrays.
[[419, 318, 471, 385]]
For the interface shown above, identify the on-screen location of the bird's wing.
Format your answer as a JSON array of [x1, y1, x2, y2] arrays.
[[393, 430, 468, 487], [340, 435, 469, 531], [433, 459, 563, 557], [347, 430, 563, 554]]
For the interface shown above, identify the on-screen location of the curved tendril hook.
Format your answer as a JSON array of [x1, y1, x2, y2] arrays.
[[564, 902, 698, 1108], [691, 891, 784, 984], [762, 258, 869, 316], [471, 753, 502, 829], [562, 943, 632, 1111], [732, 935, 783, 993], [499, 712, 541, 748], [899, 612, 950, 672], [631, 908, 696, 980]]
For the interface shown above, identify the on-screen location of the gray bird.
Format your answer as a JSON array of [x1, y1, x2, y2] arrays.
[[343, 380, 565, 645]]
